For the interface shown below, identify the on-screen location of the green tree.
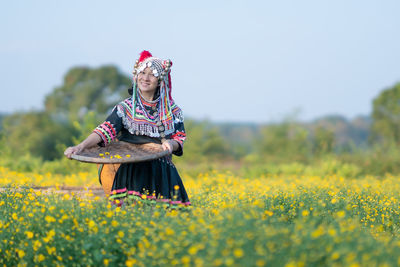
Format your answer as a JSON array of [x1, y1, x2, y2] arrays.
[[182, 119, 230, 161], [257, 122, 311, 162], [371, 82, 400, 145], [44, 65, 131, 122], [2, 111, 77, 160], [0, 113, 5, 131], [313, 126, 335, 154]]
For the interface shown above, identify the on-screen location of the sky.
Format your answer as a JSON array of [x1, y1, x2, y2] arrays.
[[1, 0, 400, 123]]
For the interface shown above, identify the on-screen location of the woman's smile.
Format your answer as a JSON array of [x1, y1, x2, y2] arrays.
[[138, 67, 158, 98]]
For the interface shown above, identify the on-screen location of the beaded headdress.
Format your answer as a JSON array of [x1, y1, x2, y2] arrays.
[[120, 50, 181, 138]]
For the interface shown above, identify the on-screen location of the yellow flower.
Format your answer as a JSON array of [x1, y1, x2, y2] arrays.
[[25, 231, 34, 239], [328, 228, 337, 237], [17, 249, 25, 258], [233, 248, 244, 258], [165, 227, 175, 236], [301, 210, 309, 217], [188, 246, 198, 255], [331, 252, 340, 260], [181, 256, 190, 264], [88, 220, 96, 228], [285, 262, 296, 267], [104, 259, 109, 266], [118, 231, 125, 238], [37, 254, 45, 262], [106, 210, 113, 218], [256, 259, 265, 267], [126, 259, 137, 267], [45, 215, 56, 223], [336, 211, 346, 218], [264, 210, 274, 216], [46, 246, 56, 255], [311, 226, 324, 238], [48, 229, 55, 237], [33, 240, 42, 251]]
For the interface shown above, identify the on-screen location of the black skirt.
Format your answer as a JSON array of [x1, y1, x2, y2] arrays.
[[109, 156, 190, 206]]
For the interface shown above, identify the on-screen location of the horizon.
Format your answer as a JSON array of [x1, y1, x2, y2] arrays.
[[0, 103, 372, 125]]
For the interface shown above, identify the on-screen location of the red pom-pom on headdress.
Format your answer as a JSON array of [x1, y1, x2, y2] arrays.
[[138, 50, 152, 62]]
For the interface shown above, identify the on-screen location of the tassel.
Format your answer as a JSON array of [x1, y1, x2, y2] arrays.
[[168, 72, 172, 101], [132, 81, 137, 120]]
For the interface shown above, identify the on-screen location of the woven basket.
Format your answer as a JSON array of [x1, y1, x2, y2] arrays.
[[71, 141, 170, 164]]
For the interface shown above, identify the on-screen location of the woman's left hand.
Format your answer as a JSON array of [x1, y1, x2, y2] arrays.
[[162, 140, 175, 153]]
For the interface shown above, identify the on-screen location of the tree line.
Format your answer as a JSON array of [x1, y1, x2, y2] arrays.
[[1, 65, 400, 174]]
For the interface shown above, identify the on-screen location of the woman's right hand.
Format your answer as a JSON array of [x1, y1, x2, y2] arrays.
[[63, 133, 102, 159], [64, 145, 84, 159]]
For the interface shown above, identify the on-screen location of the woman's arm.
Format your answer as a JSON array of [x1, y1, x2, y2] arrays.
[[162, 139, 180, 154], [64, 133, 102, 159]]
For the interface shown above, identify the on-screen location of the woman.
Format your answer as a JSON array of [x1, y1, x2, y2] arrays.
[[64, 50, 190, 207]]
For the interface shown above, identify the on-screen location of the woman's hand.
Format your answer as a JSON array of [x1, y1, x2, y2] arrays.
[[64, 144, 84, 159], [162, 140, 177, 154], [63, 133, 102, 159]]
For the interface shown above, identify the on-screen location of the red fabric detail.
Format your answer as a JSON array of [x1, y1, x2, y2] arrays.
[[93, 129, 108, 145], [104, 121, 116, 136], [172, 131, 186, 137], [172, 131, 186, 145], [139, 50, 152, 62], [168, 72, 172, 100]]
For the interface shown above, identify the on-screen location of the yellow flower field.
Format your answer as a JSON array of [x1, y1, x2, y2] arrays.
[[2, 166, 400, 266]]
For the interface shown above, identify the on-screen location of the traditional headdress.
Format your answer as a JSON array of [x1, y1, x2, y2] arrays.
[[132, 50, 173, 100], [118, 50, 181, 138]]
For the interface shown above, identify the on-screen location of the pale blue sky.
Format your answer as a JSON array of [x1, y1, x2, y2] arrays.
[[1, 0, 399, 122]]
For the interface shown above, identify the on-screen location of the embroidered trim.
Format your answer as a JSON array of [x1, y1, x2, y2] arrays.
[[93, 121, 117, 145], [109, 187, 191, 206], [172, 131, 186, 146], [116, 98, 183, 138]]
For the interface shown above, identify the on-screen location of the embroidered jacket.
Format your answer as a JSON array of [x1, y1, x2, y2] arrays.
[[93, 98, 186, 156]]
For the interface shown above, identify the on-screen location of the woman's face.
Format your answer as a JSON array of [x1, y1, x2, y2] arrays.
[[137, 67, 159, 95]]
